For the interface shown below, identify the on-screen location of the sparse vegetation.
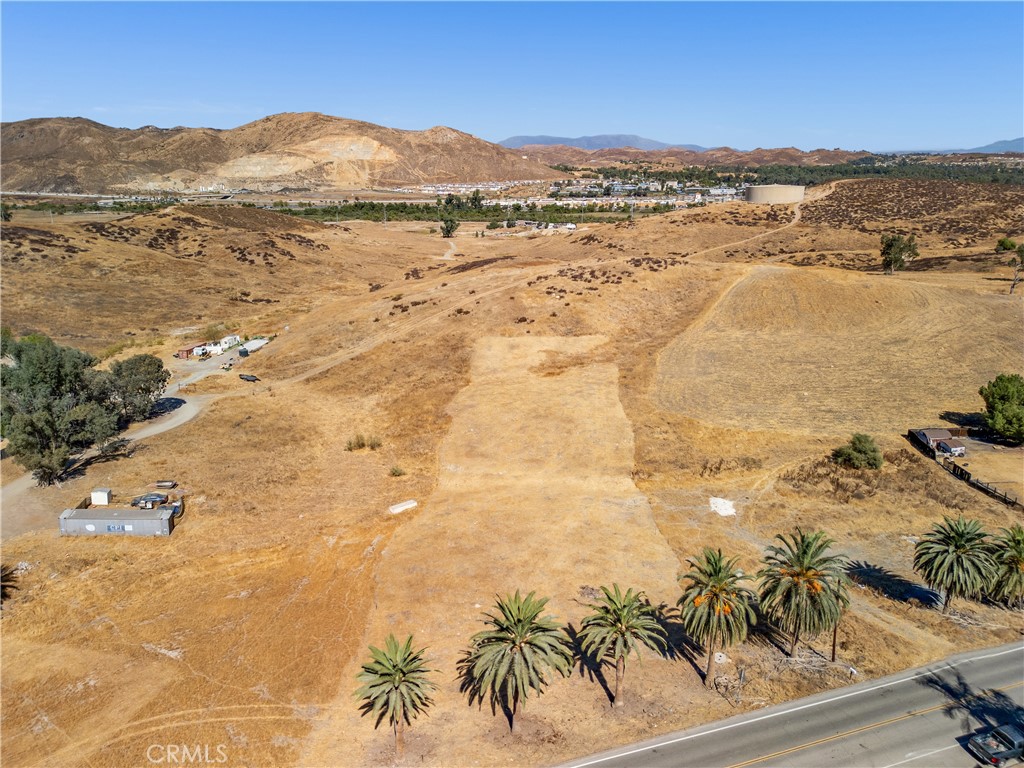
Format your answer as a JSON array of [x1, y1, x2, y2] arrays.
[[345, 433, 382, 451], [831, 433, 884, 469], [389, 466, 406, 477]]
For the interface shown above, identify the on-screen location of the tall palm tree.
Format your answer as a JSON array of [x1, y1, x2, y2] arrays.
[[458, 591, 573, 732], [678, 549, 757, 688], [989, 524, 1024, 609], [758, 529, 848, 657], [355, 634, 437, 760], [578, 584, 666, 708], [914, 516, 997, 614]]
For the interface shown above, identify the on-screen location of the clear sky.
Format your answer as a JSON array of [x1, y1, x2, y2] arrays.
[[2, 1, 1022, 152]]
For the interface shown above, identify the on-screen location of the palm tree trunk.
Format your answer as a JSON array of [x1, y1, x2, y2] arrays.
[[704, 631, 717, 689], [790, 626, 800, 657], [831, 620, 839, 663], [942, 590, 952, 614], [613, 654, 625, 707], [395, 718, 404, 761]]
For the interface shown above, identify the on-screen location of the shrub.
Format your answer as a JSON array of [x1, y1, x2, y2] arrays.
[[979, 373, 1024, 443], [390, 466, 406, 477], [831, 433, 883, 469], [346, 434, 382, 451]]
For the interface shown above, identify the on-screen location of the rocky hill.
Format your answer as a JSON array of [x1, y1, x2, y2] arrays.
[[519, 143, 873, 168], [0, 113, 562, 193]]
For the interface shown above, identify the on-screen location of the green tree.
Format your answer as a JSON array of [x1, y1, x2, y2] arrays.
[[468, 189, 484, 209], [880, 233, 919, 274], [758, 529, 849, 657], [458, 591, 572, 731], [355, 634, 437, 761], [107, 354, 171, 424], [913, 516, 996, 614], [578, 584, 666, 708], [831, 433, 884, 469], [678, 549, 757, 687], [995, 237, 1017, 253], [1008, 245, 1023, 294], [1, 333, 119, 484], [440, 218, 460, 238], [990, 524, 1024, 609], [978, 373, 1024, 443], [1, 203, 12, 222]]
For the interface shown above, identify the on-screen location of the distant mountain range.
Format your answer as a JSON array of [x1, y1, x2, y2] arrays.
[[945, 137, 1024, 154], [503, 134, 1024, 156], [500, 134, 707, 152]]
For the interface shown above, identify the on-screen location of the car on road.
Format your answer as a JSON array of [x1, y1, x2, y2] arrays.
[[968, 723, 1024, 767]]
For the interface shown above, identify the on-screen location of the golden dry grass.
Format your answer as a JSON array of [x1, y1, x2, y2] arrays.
[[2, 179, 1023, 768]]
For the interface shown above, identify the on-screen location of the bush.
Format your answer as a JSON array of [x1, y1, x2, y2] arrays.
[[996, 237, 1017, 253], [440, 218, 460, 238], [346, 434, 382, 451], [979, 373, 1024, 443], [486, 220, 502, 230], [831, 433, 884, 469], [390, 466, 406, 477]]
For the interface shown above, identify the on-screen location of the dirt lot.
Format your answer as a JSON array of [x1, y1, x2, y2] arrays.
[[2, 180, 1023, 768]]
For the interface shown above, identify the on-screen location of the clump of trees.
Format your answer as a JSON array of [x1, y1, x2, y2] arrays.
[[880, 233, 919, 274], [913, 516, 1024, 612], [440, 218, 460, 238], [0, 330, 169, 484], [831, 433, 884, 469], [978, 373, 1024, 444]]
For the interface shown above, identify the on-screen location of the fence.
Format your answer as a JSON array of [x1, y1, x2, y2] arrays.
[[940, 456, 1022, 509], [907, 429, 1022, 510]]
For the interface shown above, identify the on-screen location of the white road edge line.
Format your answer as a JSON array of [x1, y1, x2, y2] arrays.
[[563, 644, 1024, 768], [881, 744, 958, 768]]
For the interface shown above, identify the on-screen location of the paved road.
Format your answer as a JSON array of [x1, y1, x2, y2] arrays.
[[562, 642, 1024, 768]]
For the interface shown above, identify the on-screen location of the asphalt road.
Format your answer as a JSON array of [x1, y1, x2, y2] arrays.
[[562, 642, 1024, 768]]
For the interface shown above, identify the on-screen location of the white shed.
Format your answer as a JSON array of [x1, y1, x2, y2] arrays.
[[220, 334, 241, 349], [91, 488, 113, 506]]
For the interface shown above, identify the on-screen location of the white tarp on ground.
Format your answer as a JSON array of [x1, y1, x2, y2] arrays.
[[388, 500, 417, 515], [709, 497, 737, 516]]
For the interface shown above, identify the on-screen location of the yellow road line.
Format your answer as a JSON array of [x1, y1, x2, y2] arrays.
[[726, 681, 1024, 768]]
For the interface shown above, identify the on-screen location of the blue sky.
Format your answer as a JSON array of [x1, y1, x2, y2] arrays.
[[2, 1, 1021, 151]]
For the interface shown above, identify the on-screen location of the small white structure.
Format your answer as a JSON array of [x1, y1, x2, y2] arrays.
[[91, 488, 113, 506], [242, 338, 269, 353], [219, 334, 241, 349], [709, 497, 737, 517], [937, 439, 966, 457], [388, 500, 417, 515]]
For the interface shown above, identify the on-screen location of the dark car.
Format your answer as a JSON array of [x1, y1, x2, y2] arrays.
[[968, 723, 1024, 767], [130, 492, 169, 509]]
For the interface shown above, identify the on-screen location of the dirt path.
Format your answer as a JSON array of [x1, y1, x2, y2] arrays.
[[299, 335, 682, 767]]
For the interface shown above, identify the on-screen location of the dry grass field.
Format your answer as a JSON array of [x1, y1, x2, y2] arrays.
[[2, 179, 1022, 767]]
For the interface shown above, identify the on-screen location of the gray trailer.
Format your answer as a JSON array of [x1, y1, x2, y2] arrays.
[[59, 504, 178, 537]]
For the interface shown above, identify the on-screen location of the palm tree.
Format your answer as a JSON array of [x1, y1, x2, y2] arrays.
[[678, 548, 757, 688], [1, 563, 18, 607], [829, 574, 852, 663], [758, 529, 848, 657], [578, 584, 666, 708], [458, 591, 573, 732], [989, 524, 1024, 609], [355, 634, 437, 760], [913, 516, 997, 614]]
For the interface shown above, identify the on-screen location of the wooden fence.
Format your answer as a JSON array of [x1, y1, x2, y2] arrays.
[[907, 429, 1022, 510]]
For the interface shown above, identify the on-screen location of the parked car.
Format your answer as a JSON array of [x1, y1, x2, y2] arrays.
[[968, 723, 1024, 767], [130, 492, 168, 509]]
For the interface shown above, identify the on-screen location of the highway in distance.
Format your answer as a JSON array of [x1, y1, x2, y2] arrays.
[[562, 641, 1024, 768]]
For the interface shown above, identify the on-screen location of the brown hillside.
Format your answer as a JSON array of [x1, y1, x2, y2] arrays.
[[0, 113, 561, 193], [2, 180, 1022, 768]]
